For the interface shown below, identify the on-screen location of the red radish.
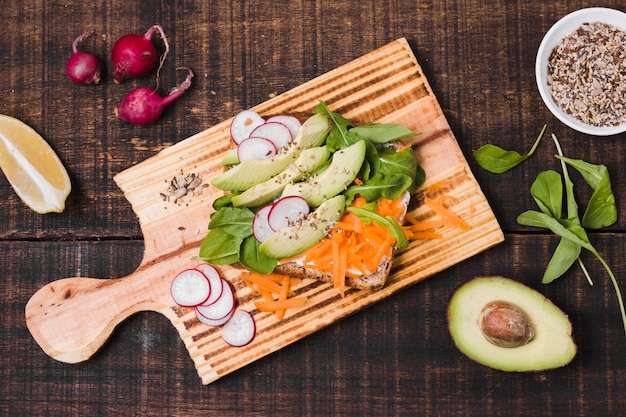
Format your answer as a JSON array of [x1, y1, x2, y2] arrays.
[[194, 263, 224, 306], [252, 204, 275, 242], [266, 115, 301, 138], [237, 137, 277, 162], [195, 279, 236, 320], [250, 122, 293, 149], [268, 196, 310, 231], [221, 310, 256, 347], [111, 24, 170, 83], [170, 269, 211, 307], [66, 31, 102, 85], [115, 67, 194, 125], [230, 110, 265, 144], [195, 308, 234, 327]]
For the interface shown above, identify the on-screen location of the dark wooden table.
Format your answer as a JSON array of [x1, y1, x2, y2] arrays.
[[3, 1, 626, 416]]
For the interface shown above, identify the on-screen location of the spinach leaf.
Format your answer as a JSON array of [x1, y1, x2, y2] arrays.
[[345, 173, 413, 203], [473, 124, 547, 173], [556, 155, 617, 229], [239, 235, 278, 274], [517, 211, 594, 252], [542, 238, 581, 284], [208, 206, 254, 238], [349, 123, 417, 144], [344, 146, 422, 203], [530, 170, 563, 218], [199, 229, 242, 265]]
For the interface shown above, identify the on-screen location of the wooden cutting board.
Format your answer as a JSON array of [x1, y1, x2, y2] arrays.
[[25, 38, 504, 385]]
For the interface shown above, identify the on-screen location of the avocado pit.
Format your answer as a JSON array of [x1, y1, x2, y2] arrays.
[[479, 300, 535, 348]]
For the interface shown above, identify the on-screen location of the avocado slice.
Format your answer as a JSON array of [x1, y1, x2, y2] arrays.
[[280, 140, 366, 207], [231, 146, 330, 208], [212, 113, 331, 191], [259, 195, 345, 259], [447, 276, 577, 372]]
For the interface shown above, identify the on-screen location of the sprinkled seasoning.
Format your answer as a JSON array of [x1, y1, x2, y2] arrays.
[[547, 21, 626, 127], [162, 170, 209, 205]]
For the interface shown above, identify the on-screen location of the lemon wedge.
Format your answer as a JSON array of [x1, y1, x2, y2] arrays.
[[0, 115, 71, 213]]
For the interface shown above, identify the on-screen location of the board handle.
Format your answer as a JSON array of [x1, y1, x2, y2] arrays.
[[25, 269, 171, 363]]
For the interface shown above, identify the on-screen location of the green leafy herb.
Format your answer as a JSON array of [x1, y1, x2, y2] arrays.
[[349, 123, 417, 144], [199, 228, 243, 265], [530, 170, 563, 218], [473, 124, 547, 173], [239, 236, 278, 274], [208, 206, 254, 237], [347, 206, 409, 249], [556, 155, 617, 229]]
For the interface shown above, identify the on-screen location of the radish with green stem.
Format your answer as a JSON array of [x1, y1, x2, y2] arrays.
[[115, 67, 194, 125], [66, 31, 102, 85], [111, 24, 170, 83]]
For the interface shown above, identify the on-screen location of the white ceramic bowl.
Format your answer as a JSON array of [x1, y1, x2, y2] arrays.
[[535, 7, 626, 136]]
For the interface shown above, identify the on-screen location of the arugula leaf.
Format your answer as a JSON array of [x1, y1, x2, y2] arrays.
[[349, 123, 417, 144], [199, 229, 242, 265], [208, 206, 254, 238], [473, 124, 547, 173], [239, 235, 278, 274]]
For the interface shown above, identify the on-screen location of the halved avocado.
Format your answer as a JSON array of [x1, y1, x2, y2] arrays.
[[447, 276, 576, 372]]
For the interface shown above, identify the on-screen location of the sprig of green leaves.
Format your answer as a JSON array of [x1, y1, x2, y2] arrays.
[[474, 129, 625, 334]]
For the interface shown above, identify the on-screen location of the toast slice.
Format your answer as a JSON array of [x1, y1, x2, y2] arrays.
[[273, 191, 411, 290]]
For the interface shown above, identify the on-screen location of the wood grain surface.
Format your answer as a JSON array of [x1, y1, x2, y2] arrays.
[[3, 1, 626, 416]]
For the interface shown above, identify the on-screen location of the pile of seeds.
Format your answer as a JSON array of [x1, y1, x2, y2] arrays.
[[161, 170, 208, 205], [547, 21, 626, 127]]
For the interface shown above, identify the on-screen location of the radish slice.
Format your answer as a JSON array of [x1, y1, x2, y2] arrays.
[[170, 269, 211, 307], [266, 115, 301, 138], [237, 137, 277, 162], [195, 279, 236, 320], [195, 306, 234, 327], [230, 110, 265, 144], [250, 122, 293, 149], [268, 196, 310, 231], [253, 204, 275, 242], [194, 263, 224, 306], [221, 310, 256, 347]]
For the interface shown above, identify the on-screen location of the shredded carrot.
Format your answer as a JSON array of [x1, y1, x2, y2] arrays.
[[241, 271, 304, 320], [255, 297, 307, 312], [437, 194, 459, 207], [424, 197, 471, 231], [397, 142, 413, 153], [351, 195, 367, 208], [425, 180, 450, 195]]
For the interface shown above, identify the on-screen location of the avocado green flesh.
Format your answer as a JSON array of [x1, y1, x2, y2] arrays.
[[212, 113, 331, 191], [280, 140, 366, 207], [447, 276, 576, 372], [231, 146, 330, 208], [259, 195, 345, 259]]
